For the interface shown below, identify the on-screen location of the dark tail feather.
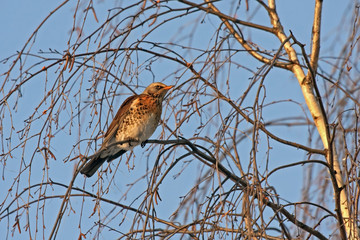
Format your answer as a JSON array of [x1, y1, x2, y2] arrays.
[[107, 150, 126, 162], [80, 150, 127, 177], [80, 154, 106, 177]]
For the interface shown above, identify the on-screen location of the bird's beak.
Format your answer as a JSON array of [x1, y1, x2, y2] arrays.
[[163, 85, 174, 90]]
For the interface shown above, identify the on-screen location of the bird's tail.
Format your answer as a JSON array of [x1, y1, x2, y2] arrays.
[[80, 153, 106, 177], [80, 149, 127, 177]]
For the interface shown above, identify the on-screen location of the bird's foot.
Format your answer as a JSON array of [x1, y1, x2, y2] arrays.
[[141, 140, 148, 148], [127, 138, 140, 147]]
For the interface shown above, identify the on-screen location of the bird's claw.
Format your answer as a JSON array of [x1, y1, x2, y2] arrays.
[[141, 140, 148, 148], [127, 138, 138, 147]]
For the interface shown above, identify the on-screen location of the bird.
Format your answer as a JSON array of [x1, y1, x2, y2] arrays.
[[80, 82, 173, 177]]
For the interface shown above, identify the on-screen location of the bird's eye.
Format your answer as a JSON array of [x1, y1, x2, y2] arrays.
[[156, 85, 162, 89]]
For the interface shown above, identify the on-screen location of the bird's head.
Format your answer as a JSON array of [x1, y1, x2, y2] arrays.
[[142, 82, 173, 100]]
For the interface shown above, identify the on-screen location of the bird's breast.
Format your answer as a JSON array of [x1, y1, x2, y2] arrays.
[[116, 97, 161, 144]]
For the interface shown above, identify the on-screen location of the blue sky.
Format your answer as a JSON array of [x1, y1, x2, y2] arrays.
[[0, 0, 353, 239]]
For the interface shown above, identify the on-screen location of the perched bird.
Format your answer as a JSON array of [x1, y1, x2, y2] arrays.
[[80, 82, 173, 177]]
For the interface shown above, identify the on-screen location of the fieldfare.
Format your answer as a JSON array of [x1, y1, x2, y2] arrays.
[[80, 82, 173, 177]]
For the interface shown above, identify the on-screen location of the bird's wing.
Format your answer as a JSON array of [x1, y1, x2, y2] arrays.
[[102, 94, 138, 145]]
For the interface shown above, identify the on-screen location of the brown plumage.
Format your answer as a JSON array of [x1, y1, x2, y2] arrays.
[[80, 82, 173, 177]]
